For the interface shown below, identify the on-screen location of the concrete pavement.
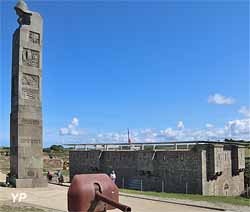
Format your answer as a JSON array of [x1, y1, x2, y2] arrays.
[[0, 173, 248, 212], [0, 183, 222, 212]]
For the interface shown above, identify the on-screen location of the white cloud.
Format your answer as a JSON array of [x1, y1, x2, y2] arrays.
[[225, 119, 250, 138], [94, 132, 128, 143], [59, 117, 81, 136], [177, 121, 184, 130], [59, 128, 69, 135], [94, 119, 250, 143], [238, 106, 250, 117], [160, 128, 179, 138], [208, 93, 235, 105], [71, 117, 79, 126], [57, 116, 250, 145], [206, 123, 214, 128]]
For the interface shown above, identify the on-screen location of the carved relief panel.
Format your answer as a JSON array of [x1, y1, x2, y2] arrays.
[[22, 73, 39, 89], [29, 31, 40, 44], [22, 73, 40, 101], [22, 88, 40, 101], [22, 48, 40, 68]]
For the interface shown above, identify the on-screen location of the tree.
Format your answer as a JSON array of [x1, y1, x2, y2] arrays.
[[50, 145, 64, 152]]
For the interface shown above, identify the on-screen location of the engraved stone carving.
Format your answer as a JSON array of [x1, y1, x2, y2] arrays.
[[21, 118, 40, 125], [22, 88, 39, 100], [22, 73, 39, 89], [22, 48, 39, 68], [29, 31, 40, 44], [27, 170, 35, 176], [21, 138, 41, 144]]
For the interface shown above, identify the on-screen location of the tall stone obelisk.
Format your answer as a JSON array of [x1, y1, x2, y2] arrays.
[[10, 0, 47, 187]]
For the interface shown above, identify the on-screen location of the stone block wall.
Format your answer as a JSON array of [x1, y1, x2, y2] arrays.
[[69, 149, 203, 194], [202, 145, 245, 196], [69, 150, 101, 180], [69, 144, 245, 196], [206, 144, 224, 181], [154, 150, 203, 194]]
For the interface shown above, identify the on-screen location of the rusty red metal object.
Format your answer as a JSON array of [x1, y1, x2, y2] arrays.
[[95, 191, 131, 212], [68, 173, 131, 212]]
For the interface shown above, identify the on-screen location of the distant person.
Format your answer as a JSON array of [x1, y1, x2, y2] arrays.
[[6, 173, 11, 186], [110, 170, 116, 183], [58, 173, 64, 185], [47, 171, 52, 181], [56, 170, 61, 178], [57, 170, 64, 184]]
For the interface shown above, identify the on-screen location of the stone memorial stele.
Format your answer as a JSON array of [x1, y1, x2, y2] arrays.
[[10, 0, 47, 188]]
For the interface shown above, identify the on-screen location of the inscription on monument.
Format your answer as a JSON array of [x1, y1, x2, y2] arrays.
[[22, 88, 39, 100], [20, 138, 41, 144], [22, 48, 40, 68], [22, 73, 39, 89], [27, 170, 35, 177], [29, 31, 40, 44], [21, 118, 40, 125]]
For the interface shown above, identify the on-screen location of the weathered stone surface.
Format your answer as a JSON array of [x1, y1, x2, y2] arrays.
[[10, 0, 47, 188], [69, 144, 245, 196]]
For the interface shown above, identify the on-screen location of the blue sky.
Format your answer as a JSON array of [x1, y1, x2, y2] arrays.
[[0, 0, 249, 147]]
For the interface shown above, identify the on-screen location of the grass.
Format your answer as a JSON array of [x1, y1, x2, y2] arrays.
[[120, 189, 250, 207]]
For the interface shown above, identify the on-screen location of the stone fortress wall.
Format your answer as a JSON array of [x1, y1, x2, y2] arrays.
[[69, 144, 245, 196]]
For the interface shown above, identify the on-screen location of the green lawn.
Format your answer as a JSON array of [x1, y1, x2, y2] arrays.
[[120, 189, 250, 206]]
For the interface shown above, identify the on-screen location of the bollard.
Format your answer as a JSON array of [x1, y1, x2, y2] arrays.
[[185, 182, 188, 194], [122, 177, 125, 189], [161, 180, 164, 193]]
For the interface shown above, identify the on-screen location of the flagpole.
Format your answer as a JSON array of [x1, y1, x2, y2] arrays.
[[128, 128, 131, 145]]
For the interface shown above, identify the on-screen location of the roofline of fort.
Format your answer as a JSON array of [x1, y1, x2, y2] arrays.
[[63, 141, 250, 151]]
